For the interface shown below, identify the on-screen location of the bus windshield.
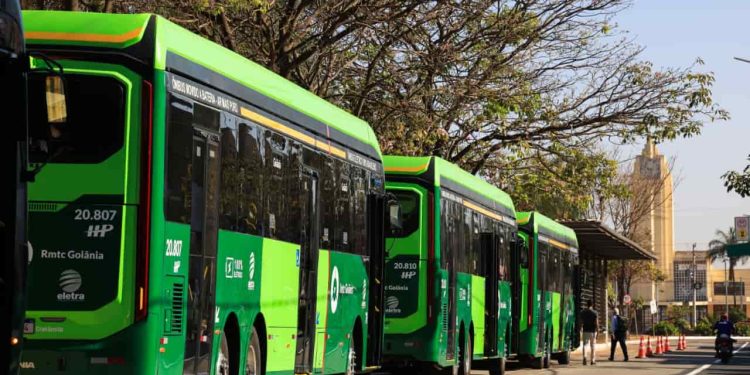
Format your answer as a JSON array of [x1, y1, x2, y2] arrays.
[[28, 73, 125, 164]]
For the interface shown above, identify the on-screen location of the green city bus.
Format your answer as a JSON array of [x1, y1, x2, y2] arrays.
[[21, 10, 389, 375], [382, 156, 516, 375], [2, 1, 29, 373], [514, 212, 578, 369]]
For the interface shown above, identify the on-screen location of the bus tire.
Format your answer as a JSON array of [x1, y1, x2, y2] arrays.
[[217, 333, 231, 375], [529, 355, 543, 370], [557, 350, 570, 365], [458, 330, 472, 375], [542, 334, 551, 369], [489, 357, 506, 375], [245, 328, 262, 375], [346, 327, 362, 375]]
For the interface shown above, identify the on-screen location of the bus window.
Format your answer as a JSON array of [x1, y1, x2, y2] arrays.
[[238, 122, 263, 235], [389, 190, 420, 238], [165, 96, 194, 223], [321, 156, 337, 248], [29, 74, 125, 164], [219, 114, 238, 230], [336, 161, 352, 252]]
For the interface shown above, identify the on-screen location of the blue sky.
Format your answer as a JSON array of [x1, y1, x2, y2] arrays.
[[614, 0, 750, 251]]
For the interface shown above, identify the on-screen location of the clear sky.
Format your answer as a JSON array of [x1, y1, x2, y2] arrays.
[[615, 0, 750, 251]]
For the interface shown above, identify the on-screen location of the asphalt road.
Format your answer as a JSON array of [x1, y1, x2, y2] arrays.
[[491, 338, 750, 375]]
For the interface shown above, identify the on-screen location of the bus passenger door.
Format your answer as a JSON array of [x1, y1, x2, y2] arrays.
[[481, 232, 498, 356], [295, 171, 319, 373], [184, 131, 221, 374]]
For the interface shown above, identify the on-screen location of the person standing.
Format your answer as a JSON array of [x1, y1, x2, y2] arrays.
[[609, 308, 629, 361], [580, 299, 599, 365]]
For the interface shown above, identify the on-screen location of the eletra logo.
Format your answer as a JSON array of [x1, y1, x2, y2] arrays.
[[59, 269, 82, 292], [57, 269, 85, 301]]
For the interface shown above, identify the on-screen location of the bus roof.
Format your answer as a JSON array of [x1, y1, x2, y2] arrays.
[[383, 155, 516, 219], [22, 10, 382, 159], [517, 211, 578, 250]]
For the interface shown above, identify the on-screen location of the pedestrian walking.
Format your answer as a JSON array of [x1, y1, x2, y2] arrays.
[[609, 308, 629, 361], [580, 299, 599, 365]]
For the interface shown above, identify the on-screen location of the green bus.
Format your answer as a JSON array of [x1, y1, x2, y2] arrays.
[[21, 10, 390, 375], [514, 212, 578, 369], [382, 156, 516, 375], [2, 1, 29, 373]]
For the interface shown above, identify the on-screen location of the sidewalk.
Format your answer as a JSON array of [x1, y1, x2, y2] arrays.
[[572, 336, 750, 354]]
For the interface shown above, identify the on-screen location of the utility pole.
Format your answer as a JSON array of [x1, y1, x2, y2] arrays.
[[725, 257, 729, 315], [692, 243, 697, 326]]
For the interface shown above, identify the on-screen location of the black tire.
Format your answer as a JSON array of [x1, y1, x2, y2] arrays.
[[529, 355, 543, 370], [245, 328, 261, 375], [489, 357, 506, 375], [346, 330, 362, 375], [217, 333, 231, 375], [557, 350, 570, 365], [458, 332, 472, 375]]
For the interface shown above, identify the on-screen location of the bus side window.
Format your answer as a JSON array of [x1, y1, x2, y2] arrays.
[[219, 113, 238, 230], [320, 156, 337, 249], [165, 95, 194, 223], [238, 122, 263, 235], [351, 167, 367, 255], [336, 160, 352, 253]]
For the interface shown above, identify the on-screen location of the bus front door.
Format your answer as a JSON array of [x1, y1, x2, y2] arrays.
[[295, 171, 320, 373], [184, 131, 221, 374], [481, 232, 499, 356]]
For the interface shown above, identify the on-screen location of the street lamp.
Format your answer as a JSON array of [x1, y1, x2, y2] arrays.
[[735, 57, 750, 64]]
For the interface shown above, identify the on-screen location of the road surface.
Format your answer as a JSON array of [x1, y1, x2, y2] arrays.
[[495, 337, 750, 375]]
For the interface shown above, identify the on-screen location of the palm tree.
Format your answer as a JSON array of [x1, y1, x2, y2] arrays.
[[706, 227, 746, 306]]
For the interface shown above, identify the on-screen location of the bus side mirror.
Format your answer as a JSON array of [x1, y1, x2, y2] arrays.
[[25, 54, 69, 180], [517, 236, 529, 267], [387, 200, 402, 235]]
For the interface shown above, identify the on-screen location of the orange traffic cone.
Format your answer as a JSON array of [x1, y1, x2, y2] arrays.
[[655, 335, 663, 355], [676, 334, 683, 350], [681, 335, 687, 350], [636, 336, 647, 358], [664, 336, 671, 352], [646, 336, 654, 357]]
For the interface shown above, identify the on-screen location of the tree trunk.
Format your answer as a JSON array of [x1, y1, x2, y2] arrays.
[[66, 0, 80, 11]]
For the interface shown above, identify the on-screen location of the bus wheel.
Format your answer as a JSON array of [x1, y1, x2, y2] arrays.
[[346, 330, 362, 375], [217, 333, 231, 375], [245, 328, 262, 375], [489, 357, 506, 375], [458, 332, 472, 375], [542, 335, 551, 369], [557, 350, 570, 365]]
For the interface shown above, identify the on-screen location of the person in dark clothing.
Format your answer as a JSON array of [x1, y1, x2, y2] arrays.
[[580, 299, 599, 365], [609, 308, 628, 361], [713, 313, 735, 357]]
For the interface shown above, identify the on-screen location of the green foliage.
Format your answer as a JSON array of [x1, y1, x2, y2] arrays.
[[652, 321, 679, 336], [694, 321, 714, 336], [722, 155, 750, 197], [23, 1, 729, 219]]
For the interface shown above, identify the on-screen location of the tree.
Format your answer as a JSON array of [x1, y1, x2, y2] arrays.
[[706, 227, 747, 306], [23, 1, 728, 217], [721, 155, 750, 198]]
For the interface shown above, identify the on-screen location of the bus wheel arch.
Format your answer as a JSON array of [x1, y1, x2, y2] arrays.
[[458, 323, 472, 375], [219, 313, 241, 375], [250, 313, 268, 375], [347, 317, 363, 375]]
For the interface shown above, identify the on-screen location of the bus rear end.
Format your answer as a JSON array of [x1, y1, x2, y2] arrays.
[[21, 11, 153, 374]]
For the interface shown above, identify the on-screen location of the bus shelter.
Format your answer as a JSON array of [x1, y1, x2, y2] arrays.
[[560, 220, 655, 340]]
